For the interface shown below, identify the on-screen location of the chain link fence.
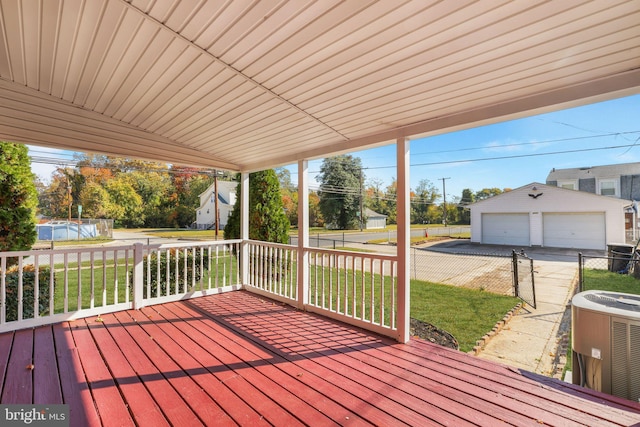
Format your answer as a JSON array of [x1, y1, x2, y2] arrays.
[[578, 251, 640, 293], [410, 247, 515, 296]]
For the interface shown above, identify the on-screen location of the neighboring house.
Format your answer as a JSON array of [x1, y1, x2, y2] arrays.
[[195, 180, 237, 230], [468, 182, 631, 250], [547, 162, 640, 234], [546, 162, 640, 200], [365, 208, 387, 229]]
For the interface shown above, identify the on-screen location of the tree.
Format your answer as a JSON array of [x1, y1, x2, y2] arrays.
[[411, 179, 440, 224], [457, 188, 474, 224], [383, 179, 397, 225], [225, 170, 290, 243], [0, 142, 38, 257], [308, 191, 323, 228], [475, 187, 503, 201], [104, 178, 144, 227], [317, 155, 363, 229], [365, 177, 385, 216]]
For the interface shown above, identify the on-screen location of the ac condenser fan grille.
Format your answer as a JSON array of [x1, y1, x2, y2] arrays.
[[584, 292, 640, 312]]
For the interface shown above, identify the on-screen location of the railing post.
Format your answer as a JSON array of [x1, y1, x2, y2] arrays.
[[512, 249, 519, 298], [578, 252, 583, 293], [133, 242, 145, 309]]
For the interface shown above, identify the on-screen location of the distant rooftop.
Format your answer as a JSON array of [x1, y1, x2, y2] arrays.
[[547, 162, 640, 181]]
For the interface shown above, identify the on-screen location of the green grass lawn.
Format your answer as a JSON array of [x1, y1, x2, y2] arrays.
[[308, 261, 518, 352], [581, 268, 640, 294], [141, 228, 226, 239], [410, 280, 519, 352]]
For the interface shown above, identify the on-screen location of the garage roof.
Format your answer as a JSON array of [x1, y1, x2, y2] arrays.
[[0, 1, 639, 172], [468, 182, 632, 209]]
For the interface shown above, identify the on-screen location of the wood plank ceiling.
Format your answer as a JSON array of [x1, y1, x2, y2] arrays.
[[0, 0, 638, 172]]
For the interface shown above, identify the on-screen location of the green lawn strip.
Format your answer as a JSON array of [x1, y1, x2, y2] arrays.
[[36, 236, 114, 247], [410, 280, 519, 353], [141, 228, 225, 239], [581, 268, 640, 294], [308, 264, 517, 352]]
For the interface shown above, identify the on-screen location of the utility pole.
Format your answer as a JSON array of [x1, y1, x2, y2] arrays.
[[440, 177, 450, 226]]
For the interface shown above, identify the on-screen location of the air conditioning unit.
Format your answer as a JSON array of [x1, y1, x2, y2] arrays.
[[572, 290, 640, 402]]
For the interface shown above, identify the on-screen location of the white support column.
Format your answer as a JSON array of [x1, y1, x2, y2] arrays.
[[240, 172, 250, 286], [396, 138, 410, 343], [297, 160, 310, 309], [132, 242, 145, 309]]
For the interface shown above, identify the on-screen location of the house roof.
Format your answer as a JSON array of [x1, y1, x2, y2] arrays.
[[365, 208, 387, 218], [468, 182, 632, 209], [0, 2, 638, 173], [198, 180, 237, 208], [547, 162, 640, 181]]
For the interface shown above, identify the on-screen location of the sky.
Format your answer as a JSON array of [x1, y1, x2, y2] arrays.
[[30, 93, 640, 203]]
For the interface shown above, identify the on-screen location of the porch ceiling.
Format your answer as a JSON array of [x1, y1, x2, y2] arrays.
[[0, 0, 639, 172]]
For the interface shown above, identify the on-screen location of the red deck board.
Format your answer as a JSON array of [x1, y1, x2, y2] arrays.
[[2, 290, 640, 427], [145, 303, 323, 427], [165, 301, 402, 427], [83, 317, 170, 427], [374, 341, 622, 427], [33, 325, 63, 404], [108, 310, 236, 427], [157, 302, 373, 427], [70, 318, 134, 426], [188, 294, 453, 427], [0, 331, 13, 396], [1, 328, 32, 403], [52, 323, 101, 427], [198, 294, 500, 426], [144, 303, 305, 427], [392, 339, 640, 426], [98, 311, 205, 427], [263, 305, 591, 427]]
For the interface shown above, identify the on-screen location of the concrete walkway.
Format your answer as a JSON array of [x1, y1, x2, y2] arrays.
[[476, 258, 579, 377]]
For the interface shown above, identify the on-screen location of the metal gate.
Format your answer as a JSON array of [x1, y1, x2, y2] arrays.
[[512, 250, 536, 308]]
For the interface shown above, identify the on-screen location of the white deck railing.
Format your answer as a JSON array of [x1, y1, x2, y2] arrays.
[[1, 239, 398, 338], [245, 241, 298, 303], [0, 240, 242, 333], [306, 247, 398, 336], [244, 241, 398, 337]]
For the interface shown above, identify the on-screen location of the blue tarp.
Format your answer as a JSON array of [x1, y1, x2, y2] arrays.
[[37, 223, 98, 241]]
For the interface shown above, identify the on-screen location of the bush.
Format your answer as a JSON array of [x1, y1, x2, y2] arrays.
[[4, 264, 52, 321], [136, 248, 207, 298]]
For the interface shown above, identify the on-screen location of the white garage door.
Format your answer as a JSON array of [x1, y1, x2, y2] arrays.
[[543, 213, 605, 250], [482, 213, 530, 246]]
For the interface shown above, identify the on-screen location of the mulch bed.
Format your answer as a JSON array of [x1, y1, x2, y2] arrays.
[[410, 318, 459, 350]]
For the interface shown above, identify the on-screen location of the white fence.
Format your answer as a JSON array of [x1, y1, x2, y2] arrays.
[[2, 239, 399, 338]]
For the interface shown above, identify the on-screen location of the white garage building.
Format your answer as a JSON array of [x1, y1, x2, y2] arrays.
[[469, 183, 631, 250]]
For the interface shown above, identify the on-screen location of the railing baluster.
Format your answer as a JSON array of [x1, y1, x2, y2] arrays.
[[102, 253, 107, 307], [77, 251, 82, 311], [34, 255, 40, 319]]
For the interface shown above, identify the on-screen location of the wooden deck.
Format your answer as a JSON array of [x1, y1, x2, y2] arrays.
[[1, 291, 640, 426]]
